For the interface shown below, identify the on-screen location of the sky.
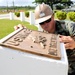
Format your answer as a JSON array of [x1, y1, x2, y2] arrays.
[[0, 0, 35, 6], [0, 0, 74, 6]]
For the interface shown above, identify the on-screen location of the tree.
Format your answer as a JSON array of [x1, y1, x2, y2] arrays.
[[61, 0, 73, 6], [33, 0, 73, 9]]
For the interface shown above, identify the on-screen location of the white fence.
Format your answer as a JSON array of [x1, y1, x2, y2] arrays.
[[0, 12, 35, 24], [0, 11, 43, 31]]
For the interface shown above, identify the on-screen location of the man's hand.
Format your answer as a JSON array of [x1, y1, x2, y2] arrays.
[[14, 24, 24, 30], [59, 35, 75, 50]]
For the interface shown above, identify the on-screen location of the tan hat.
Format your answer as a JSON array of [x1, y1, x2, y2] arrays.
[[35, 3, 53, 24]]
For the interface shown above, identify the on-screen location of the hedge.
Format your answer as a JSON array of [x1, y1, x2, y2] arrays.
[[25, 11, 29, 17], [67, 12, 75, 22], [56, 11, 67, 20], [15, 12, 20, 17]]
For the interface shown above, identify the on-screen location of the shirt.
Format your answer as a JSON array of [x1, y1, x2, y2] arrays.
[[54, 20, 75, 73], [55, 20, 75, 62], [55, 20, 75, 36]]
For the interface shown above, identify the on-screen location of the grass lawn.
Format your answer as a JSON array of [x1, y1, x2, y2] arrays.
[[0, 19, 38, 39]]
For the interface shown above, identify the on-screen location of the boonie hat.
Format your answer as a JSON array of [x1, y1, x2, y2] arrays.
[[35, 3, 53, 24]]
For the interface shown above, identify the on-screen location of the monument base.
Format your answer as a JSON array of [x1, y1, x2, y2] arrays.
[[0, 28, 68, 75]]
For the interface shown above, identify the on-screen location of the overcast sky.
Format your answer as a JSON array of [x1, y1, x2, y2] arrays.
[[0, 0, 35, 6], [0, 0, 74, 6]]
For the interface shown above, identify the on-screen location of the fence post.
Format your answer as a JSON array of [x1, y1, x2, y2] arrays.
[[29, 11, 35, 25], [37, 24, 43, 31], [20, 12, 25, 21], [10, 12, 14, 20]]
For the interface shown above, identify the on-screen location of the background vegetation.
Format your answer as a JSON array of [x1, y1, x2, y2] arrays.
[[0, 0, 75, 39], [33, 0, 73, 9], [0, 19, 38, 39]]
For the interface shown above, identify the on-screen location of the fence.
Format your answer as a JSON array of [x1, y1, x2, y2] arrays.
[[0, 11, 43, 31]]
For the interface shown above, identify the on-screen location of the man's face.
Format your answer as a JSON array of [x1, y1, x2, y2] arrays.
[[39, 15, 55, 33]]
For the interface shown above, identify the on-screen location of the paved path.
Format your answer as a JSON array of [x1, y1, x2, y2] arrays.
[[0, 14, 10, 19]]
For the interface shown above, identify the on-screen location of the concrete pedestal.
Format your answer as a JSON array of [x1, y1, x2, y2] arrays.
[[0, 29, 68, 75]]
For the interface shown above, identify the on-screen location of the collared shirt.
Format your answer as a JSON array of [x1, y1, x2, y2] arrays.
[[55, 20, 70, 36], [55, 20, 75, 36]]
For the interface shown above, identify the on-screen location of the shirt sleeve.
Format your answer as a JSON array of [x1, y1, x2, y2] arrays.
[[66, 22, 75, 36]]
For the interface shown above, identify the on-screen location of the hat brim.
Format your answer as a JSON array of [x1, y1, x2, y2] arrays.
[[35, 15, 52, 24]]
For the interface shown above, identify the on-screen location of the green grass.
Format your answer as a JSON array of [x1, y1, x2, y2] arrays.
[[0, 19, 38, 39]]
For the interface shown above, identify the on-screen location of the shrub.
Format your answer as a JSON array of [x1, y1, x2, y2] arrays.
[[56, 11, 67, 20], [25, 11, 29, 17], [67, 12, 75, 22], [54, 10, 58, 13], [15, 12, 20, 17]]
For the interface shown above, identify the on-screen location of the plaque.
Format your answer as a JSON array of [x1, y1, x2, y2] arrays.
[[0, 28, 61, 60]]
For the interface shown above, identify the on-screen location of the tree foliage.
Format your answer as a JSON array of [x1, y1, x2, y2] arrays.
[[33, 0, 73, 9]]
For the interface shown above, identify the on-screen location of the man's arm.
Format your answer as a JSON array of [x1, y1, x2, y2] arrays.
[[60, 35, 75, 50]]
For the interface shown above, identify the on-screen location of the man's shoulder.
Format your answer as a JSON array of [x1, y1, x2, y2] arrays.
[[64, 20, 75, 35], [55, 20, 66, 29], [55, 20, 69, 35], [55, 20, 75, 36], [56, 20, 75, 30]]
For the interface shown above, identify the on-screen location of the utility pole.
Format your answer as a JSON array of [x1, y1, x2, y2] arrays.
[[12, 0, 15, 12], [51, 0, 53, 10], [6, 0, 8, 12]]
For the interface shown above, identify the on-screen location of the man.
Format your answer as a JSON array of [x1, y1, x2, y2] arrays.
[[14, 3, 75, 75], [34, 3, 75, 75]]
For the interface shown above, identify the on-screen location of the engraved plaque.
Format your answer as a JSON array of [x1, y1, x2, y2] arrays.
[[0, 28, 61, 60]]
